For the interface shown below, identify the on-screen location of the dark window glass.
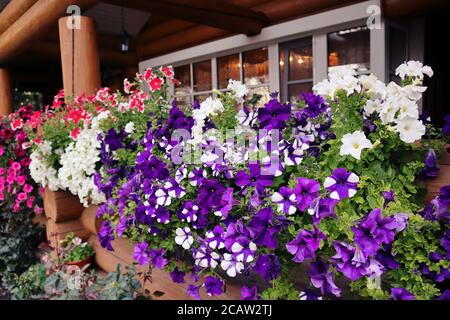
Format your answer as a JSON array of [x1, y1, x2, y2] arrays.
[[288, 83, 313, 103], [217, 53, 240, 89], [243, 47, 269, 86], [174, 64, 192, 96], [328, 26, 370, 73], [193, 60, 212, 92]]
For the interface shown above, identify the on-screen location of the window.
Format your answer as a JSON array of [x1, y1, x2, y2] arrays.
[[174, 60, 213, 106], [217, 53, 240, 89], [328, 26, 370, 74], [279, 37, 313, 103], [388, 24, 408, 83]]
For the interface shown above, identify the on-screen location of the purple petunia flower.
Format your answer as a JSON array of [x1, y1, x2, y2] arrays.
[[241, 285, 259, 300], [437, 290, 450, 300], [323, 168, 359, 201], [309, 261, 341, 297], [235, 162, 273, 193], [169, 267, 186, 283], [187, 285, 201, 300], [193, 244, 220, 268], [443, 115, 450, 136], [204, 276, 224, 296], [258, 98, 291, 130], [247, 207, 279, 249], [149, 248, 169, 269], [179, 201, 199, 223], [309, 197, 338, 225], [383, 190, 395, 208], [294, 177, 320, 211], [421, 149, 439, 178], [105, 127, 127, 151], [271, 186, 297, 215], [352, 208, 401, 256], [391, 288, 415, 300], [376, 245, 400, 270], [224, 222, 257, 263], [330, 241, 369, 281], [188, 167, 207, 187], [135, 151, 169, 181], [438, 185, 450, 206], [205, 226, 225, 250], [302, 93, 326, 118], [133, 241, 149, 266], [195, 178, 227, 215], [214, 187, 239, 219], [286, 227, 326, 263], [98, 220, 114, 251], [253, 254, 281, 282]]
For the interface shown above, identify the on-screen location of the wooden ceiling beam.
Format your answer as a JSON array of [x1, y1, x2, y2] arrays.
[[103, 0, 269, 36], [0, 0, 38, 36], [0, 0, 100, 64]]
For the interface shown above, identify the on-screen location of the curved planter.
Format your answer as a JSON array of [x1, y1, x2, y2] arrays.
[[64, 255, 94, 270]]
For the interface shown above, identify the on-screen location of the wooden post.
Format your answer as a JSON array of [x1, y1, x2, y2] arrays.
[[58, 16, 101, 97], [44, 16, 102, 243], [0, 68, 13, 116]]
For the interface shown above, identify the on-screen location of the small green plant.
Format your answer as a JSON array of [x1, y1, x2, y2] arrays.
[[59, 233, 94, 263], [2, 264, 46, 300], [94, 264, 144, 300]]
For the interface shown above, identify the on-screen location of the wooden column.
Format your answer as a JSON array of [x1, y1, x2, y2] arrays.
[[0, 68, 13, 116], [45, 16, 102, 245], [58, 16, 101, 97]]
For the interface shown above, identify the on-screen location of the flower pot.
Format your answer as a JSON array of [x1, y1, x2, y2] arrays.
[[64, 255, 94, 270]]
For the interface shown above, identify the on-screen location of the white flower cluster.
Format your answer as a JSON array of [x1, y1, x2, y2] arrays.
[[29, 140, 62, 191], [315, 61, 433, 145], [313, 65, 361, 97], [189, 97, 225, 145], [58, 126, 105, 207], [227, 79, 249, 103]]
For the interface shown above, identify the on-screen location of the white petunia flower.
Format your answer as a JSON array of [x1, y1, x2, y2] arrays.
[[395, 116, 426, 143], [227, 79, 249, 101], [397, 98, 419, 120], [155, 188, 171, 206], [340, 131, 373, 160], [175, 227, 194, 250], [395, 61, 434, 81], [379, 99, 399, 124], [363, 99, 383, 116], [124, 122, 135, 133], [220, 253, 244, 277]]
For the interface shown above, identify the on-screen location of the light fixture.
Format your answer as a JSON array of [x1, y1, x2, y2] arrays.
[[297, 56, 304, 64], [120, 7, 130, 53]]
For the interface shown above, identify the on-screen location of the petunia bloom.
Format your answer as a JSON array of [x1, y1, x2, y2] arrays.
[[391, 288, 415, 300], [309, 261, 341, 297], [204, 276, 224, 296], [286, 227, 326, 263], [340, 131, 373, 160], [294, 177, 320, 211], [253, 254, 281, 282], [323, 168, 359, 201]]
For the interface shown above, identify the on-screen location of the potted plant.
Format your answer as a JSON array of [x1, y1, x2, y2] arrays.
[[59, 233, 95, 269]]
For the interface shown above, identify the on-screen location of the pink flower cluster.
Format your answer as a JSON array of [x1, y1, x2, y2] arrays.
[[0, 105, 44, 215]]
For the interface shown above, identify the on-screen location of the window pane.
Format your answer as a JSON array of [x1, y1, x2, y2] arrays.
[[288, 83, 313, 103], [328, 26, 370, 73], [193, 60, 212, 92], [289, 45, 313, 81], [389, 26, 407, 83], [217, 53, 240, 89], [174, 65, 192, 96], [243, 47, 269, 86]]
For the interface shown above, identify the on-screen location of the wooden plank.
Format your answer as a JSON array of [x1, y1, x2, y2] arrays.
[[46, 218, 91, 247], [104, 0, 268, 36], [80, 205, 102, 235], [43, 188, 84, 222], [0, 0, 38, 36]]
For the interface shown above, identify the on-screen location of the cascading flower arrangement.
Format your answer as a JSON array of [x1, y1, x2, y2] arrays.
[[87, 61, 449, 300], [0, 105, 43, 215]]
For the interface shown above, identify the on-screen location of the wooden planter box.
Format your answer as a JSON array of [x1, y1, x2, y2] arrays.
[[43, 188, 84, 222]]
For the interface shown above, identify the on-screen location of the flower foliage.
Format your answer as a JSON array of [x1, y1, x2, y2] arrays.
[[23, 61, 450, 300]]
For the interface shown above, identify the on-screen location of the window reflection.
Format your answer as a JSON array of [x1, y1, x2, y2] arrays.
[[174, 65, 192, 96], [217, 54, 240, 89], [328, 26, 370, 73], [193, 60, 212, 92], [243, 47, 269, 86]]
